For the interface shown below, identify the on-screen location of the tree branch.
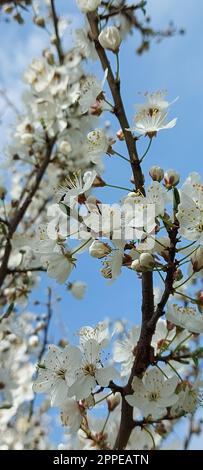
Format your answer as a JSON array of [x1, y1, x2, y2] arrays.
[[0, 138, 55, 291], [28, 287, 53, 420], [87, 11, 144, 194], [50, 0, 64, 65], [86, 12, 157, 450]]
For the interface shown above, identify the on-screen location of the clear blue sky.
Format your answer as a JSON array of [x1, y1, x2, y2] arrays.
[[1, 0, 203, 449]]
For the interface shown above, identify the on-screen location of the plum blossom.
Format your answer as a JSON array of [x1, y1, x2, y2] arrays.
[[68, 339, 119, 400], [126, 367, 179, 419], [177, 173, 203, 243], [33, 344, 81, 406], [166, 304, 203, 334], [128, 91, 177, 136]]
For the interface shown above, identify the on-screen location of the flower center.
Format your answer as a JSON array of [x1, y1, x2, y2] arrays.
[[83, 363, 96, 376], [148, 107, 159, 117], [148, 391, 160, 402], [57, 369, 66, 380]]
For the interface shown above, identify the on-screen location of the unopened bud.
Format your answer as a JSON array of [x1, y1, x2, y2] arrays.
[[33, 16, 45, 28], [131, 259, 142, 272], [173, 269, 183, 281], [116, 129, 125, 141], [197, 290, 203, 305], [191, 247, 203, 272], [59, 140, 72, 155], [149, 166, 164, 182], [164, 169, 180, 188], [21, 133, 34, 146], [28, 335, 39, 348], [98, 26, 121, 53], [107, 393, 120, 412], [139, 252, 155, 269], [51, 34, 58, 46], [43, 49, 55, 65], [90, 101, 103, 116], [3, 4, 13, 14], [13, 12, 24, 24]]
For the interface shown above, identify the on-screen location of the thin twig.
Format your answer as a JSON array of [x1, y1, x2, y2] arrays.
[[28, 287, 53, 420]]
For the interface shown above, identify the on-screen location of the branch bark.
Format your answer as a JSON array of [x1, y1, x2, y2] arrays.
[[86, 11, 180, 450], [50, 0, 64, 65], [0, 138, 55, 291], [87, 12, 144, 195], [86, 12, 156, 449]]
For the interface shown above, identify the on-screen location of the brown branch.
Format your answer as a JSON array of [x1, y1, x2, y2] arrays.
[[114, 271, 154, 449], [50, 0, 64, 65], [7, 267, 46, 274], [149, 223, 179, 329], [28, 287, 53, 421], [86, 12, 157, 450], [183, 412, 195, 450], [0, 138, 55, 291], [99, 3, 142, 21], [87, 11, 144, 194]]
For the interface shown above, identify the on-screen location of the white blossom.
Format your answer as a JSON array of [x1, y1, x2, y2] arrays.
[[33, 344, 81, 406], [76, 0, 101, 13], [68, 339, 119, 400], [166, 304, 203, 334], [126, 367, 179, 419]]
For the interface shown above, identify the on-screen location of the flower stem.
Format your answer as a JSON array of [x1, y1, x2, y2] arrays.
[[173, 333, 193, 354], [111, 149, 131, 163], [115, 52, 120, 82], [167, 361, 183, 382], [175, 273, 195, 290], [71, 238, 92, 256], [143, 426, 156, 449], [139, 138, 152, 163], [105, 183, 132, 191]]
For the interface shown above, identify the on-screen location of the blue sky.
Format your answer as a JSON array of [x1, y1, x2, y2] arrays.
[[1, 0, 203, 449]]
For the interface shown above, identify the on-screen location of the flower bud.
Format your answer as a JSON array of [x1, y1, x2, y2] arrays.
[[13, 12, 24, 24], [164, 169, 180, 188], [51, 34, 58, 46], [28, 335, 39, 348], [59, 140, 72, 155], [43, 49, 55, 65], [21, 133, 34, 146], [131, 259, 142, 272], [116, 129, 125, 141], [197, 290, 203, 306], [98, 26, 121, 53], [90, 101, 103, 116], [173, 269, 183, 281], [191, 247, 203, 272], [3, 5, 13, 14], [89, 240, 111, 259], [139, 253, 155, 269], [149, 166, 164, 182], [107, 393, 120, 412], [76, 0, 101, 12], [33, 16, 45, 28]]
